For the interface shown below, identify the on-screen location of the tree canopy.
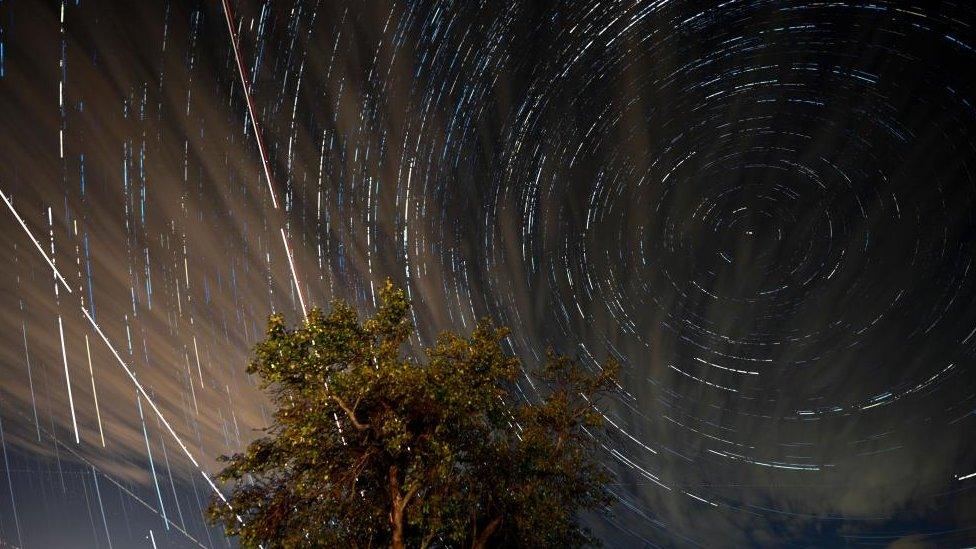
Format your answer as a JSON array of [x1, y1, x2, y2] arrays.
[[208, 281, 619, 548]]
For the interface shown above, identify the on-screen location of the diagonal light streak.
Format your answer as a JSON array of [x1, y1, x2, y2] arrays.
[[81, 307, 240, 522], [281, 228, 308, 318], [0, 184, 240, 521], [1, 188, 72, 293], [220, 0, 279, 211], [219, 0, 309, 320]]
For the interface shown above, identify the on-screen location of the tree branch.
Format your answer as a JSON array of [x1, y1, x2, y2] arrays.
[[402, 481, 420, 509], [472, 516, 503, 549], [333, 394, 370, 431], [389, 465, 406, 549], [421, 530, 437, 549]]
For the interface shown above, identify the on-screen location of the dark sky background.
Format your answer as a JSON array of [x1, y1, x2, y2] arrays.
[[0, 0, 975, 547]]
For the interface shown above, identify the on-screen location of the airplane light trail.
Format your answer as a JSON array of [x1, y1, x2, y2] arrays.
[[0, 183, 240, 520], [1, 188, 73, 293]]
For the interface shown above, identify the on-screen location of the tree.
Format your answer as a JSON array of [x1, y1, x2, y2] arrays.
[[207, 280, 619, 548]]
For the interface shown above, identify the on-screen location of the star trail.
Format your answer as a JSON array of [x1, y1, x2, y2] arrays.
[[0, 0, 975, 546]]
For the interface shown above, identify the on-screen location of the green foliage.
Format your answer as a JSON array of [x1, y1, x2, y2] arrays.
[[207, 280, 618, 548]]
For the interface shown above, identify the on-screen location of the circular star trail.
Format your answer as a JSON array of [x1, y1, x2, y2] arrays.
[[0, 0, 975, 546]]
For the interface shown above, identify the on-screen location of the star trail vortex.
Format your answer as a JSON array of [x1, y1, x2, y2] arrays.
[[1, 0, 975, 546]]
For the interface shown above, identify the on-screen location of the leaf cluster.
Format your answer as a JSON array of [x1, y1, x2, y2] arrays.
[[207, 281, 618, 548]]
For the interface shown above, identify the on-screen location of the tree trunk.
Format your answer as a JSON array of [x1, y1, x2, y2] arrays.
[[392, 519, 405, 549], [389, 465, 406, 549], [472, 516, 503, 549]]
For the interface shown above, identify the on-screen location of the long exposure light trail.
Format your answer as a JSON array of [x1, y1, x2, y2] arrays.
[[1, 0, 975, 545], [220, 0, 309, 320], [0, 183, 240, 523], [1, 188, 72, 293]]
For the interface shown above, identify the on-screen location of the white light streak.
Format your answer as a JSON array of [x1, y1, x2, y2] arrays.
[[81, 307, 236, 516], [192, 335, 204, 389], [0, 188, 73, 293], [58, 315, 80, 443], [220, 0, 279, 210], [85, 334, 106, 447], [281, 228, 308, 318]]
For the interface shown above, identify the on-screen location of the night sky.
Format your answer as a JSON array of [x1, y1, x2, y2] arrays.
[[1, 0, 975, 547]]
